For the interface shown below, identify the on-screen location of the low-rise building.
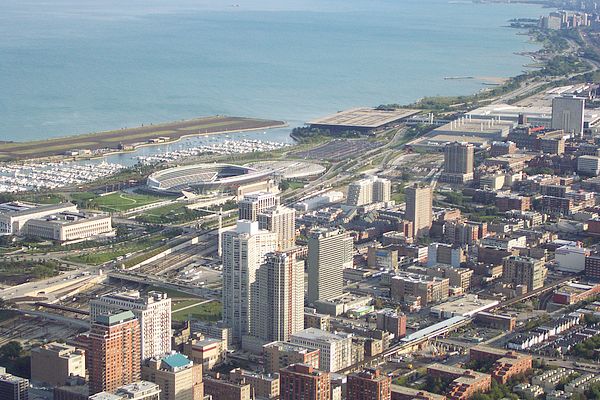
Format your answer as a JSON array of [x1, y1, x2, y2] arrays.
[[25, 211, 113, 242], [263, 341, 320, 374], [390, 385, 446, 400], [279, 364, 331, 400], [532, 368, 576, 392], [0, 367, 29, 400], [375, 309, 406, 339], [203, 375, 252, 400], [0, 201, 77, 235], [229, 368, 279, 399], [31, 342, 86, 387], [90, 381, 161, 400], [141, 353, 203, 400], [290, 328, 353, 372], [182, 335, 226, 371], [473, 312, 516, 332], [469, 346, 532, 384], [427, 364, 491, 400], [390, 273, 449, 307]]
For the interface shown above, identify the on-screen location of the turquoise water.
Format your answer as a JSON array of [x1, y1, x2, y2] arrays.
[[0, 0, 545, 141]]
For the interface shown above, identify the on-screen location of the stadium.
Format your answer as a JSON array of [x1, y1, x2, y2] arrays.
[[146, 163, 274, 195]]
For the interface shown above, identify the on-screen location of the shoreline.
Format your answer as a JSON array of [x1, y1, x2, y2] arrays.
[[0, 116, 287, 162], [82, 122, 289, 163]]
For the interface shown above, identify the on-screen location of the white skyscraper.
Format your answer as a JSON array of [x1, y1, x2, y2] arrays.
[[258, 205, 297, 251], [238, 192, 280, 221], [552, 96, 585, 135], [221, 220, 278, 345], [347, 179, 373, 206], [307, 228, 353, 304], [373, 178, 392, 203], [90, 291, 171, 360], [251, 249, 304, 344]]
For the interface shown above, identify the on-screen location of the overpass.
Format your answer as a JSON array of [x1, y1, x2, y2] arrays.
[[338, 316, 471, 374]]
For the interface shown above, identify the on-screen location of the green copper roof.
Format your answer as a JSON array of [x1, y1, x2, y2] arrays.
[[162, 353, 191, 370], [95, 310, 136, 325]]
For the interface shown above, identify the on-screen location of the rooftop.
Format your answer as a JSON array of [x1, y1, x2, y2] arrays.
[[308, 107, 420, 128], [161, 353, 192, 370], [94, 310, 136, 326], [430, 295, 499, 317], [291, 328, 350, 343], [0, 201, 76, 217], [401, 316, 468, 343]]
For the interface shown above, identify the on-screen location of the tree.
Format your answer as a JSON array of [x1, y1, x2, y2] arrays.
[[0, 341, 22, 359]]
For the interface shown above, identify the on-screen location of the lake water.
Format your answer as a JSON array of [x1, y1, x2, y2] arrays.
[[0, 0, 545, 143]]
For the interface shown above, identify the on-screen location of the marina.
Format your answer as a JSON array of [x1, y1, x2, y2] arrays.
[[0, 161, 124, 193], [135, 139, 291, 165]]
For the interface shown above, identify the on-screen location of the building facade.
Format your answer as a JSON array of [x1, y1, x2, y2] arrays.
[[222, 220, 278, 345], [405, 184, 432, 238], [251, 249, 304, 344], [502, 256, 547, 292], [89, 311, 141, 395], [279, 364, 331, 400], [141, 353, 203, 400], [238, 192, 280, 221], [30, 342, 86, 387], [258, 205, 297, 251], [90, 291, 171, 361], [347, 369, 391, 400], [290, 328, 353, 373], [307, 228, 353, 304]]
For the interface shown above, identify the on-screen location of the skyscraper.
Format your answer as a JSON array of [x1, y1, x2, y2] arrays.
[[441, 142, 474, 184], [258, 205, 297, 251], [444, 142, 474, 174], [347, 369, 391, 400], [307, 228, 353, 304], [347, 177, 391, 206], [238, 192, 280, 221], [90, 291, 171, 360], [347, 179, 373, 206], [551, 96, 585, 135], [372, 178, 391, 203], [279, 364, 331, 400], [89, 310, 141, 395], [251, 249, 304, 344], [405, 184, 432, 238], [222, 220, 278, 345]]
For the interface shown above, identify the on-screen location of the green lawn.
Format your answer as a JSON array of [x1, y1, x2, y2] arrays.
[[65, 236, 164, 265], [88, 192, 164, 212], [136, 204, 208, 225], [172, 301, 222, 322], [145, 285, 201, 300]]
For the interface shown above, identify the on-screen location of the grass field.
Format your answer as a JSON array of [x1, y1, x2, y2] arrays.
[[65, 234, 167, 265], [136, 203, 208, 224], [86, 192, 166, 212], [171, 301, 222, 322]]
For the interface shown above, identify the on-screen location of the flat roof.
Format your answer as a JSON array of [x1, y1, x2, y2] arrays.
[[467, 103, 600, 124], [291, 327, 349, 343], [434, 118, 514, 135], [390, 385, 446, 399], [308, 107, 420, 128], [431, 295, 499, 317], [401, 316, 468, 343], [0, 202, 76, 217]]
